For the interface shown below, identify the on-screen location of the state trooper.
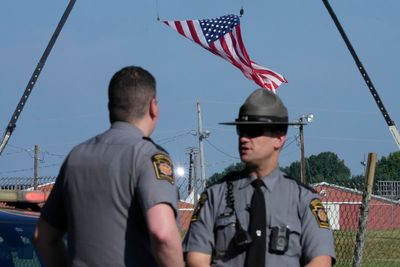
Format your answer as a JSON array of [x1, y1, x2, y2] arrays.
[[33, 66, 184, 267], [184, 88, 336, 267]]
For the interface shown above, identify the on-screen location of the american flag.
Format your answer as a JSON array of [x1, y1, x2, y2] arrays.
[[163, 14, 287, 92]]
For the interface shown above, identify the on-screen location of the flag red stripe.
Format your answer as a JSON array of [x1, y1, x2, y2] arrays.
[[219, 36, 248, 75], [254, 66, 287, 83], [227, 32, 252, 71], [174, 21, 186, 38], [187, 21, 202, 46], [234, 25, 251, 62]]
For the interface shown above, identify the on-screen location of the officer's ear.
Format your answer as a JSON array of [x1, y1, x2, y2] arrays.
[[273, 134, 286, 151], [149, 98, 159, 120]]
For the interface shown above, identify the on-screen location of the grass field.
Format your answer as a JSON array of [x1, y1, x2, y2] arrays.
[[334, 229, 400, 267]]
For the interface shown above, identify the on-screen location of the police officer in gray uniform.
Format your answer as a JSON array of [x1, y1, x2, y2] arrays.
[[33, 66, 184, 267], [184, 88, 336, 267]]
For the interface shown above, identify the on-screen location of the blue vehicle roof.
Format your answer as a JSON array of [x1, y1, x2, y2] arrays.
[[0, 208, 39, 224]]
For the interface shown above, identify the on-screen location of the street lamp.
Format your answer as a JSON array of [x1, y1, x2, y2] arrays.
[[176, 166, 185, 177], [295, 113, 314, 184]]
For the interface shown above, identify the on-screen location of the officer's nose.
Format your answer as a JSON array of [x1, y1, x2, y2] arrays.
[[239, 135, 251, 143]]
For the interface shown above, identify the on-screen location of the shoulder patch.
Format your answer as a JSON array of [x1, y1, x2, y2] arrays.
[[152, 153, 174, 184], [310, 198, 330, 229], [191, 191, 208, 222]]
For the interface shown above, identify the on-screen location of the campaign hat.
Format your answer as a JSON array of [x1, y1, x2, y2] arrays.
[[220, 88, 299, 125]]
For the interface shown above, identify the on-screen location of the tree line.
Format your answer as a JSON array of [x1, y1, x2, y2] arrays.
[[207, 151, 400, 188]]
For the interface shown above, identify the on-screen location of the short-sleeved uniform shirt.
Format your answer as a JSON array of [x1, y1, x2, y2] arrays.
[[41, 122, 179, 267], [184, 168, 336, 267]]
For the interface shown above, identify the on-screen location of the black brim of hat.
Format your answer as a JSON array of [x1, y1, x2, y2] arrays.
[[219, 121, 305, 126]]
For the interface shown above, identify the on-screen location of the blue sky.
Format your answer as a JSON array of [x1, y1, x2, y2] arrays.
[[0, 0, 399, 181]]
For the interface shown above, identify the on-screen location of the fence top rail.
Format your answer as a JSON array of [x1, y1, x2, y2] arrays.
[[313, 182, 400, 205], [0, 177, 56, 190]]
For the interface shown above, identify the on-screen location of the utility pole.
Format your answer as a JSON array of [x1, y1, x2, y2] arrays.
[[188, 151, 193, 195], [299, 122, 306, 184], [192, 149, 199, 205], [186, 147, 194, 196], [197, 102, 210, 192], [186, 147, 199, 204], [297, 114, 314, 184], [33, 145, 39, 190]]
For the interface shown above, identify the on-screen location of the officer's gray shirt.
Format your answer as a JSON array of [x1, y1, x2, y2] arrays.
[[41, 122, 179, 267], [184, 168, 336, 267]]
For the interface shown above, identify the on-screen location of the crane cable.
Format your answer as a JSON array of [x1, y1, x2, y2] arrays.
[[322, 0, 400, 150], [0, 0, 77, 155]]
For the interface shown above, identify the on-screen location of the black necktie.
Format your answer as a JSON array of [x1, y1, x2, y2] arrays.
[[245, 179, 266, 267]]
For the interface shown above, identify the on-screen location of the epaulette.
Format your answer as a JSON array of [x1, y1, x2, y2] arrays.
[[142, 137, 169, 154], [282, 174, 317, 193], [208, 170, 247, 188]]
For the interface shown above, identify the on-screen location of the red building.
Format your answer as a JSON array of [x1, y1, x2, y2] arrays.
[[313, 182, 400, 230]]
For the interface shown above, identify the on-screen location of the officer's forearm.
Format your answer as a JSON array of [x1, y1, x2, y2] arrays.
[[305, 255, 332, 267], [186, 252, 211, 267], [147, 204, 184, 267], [151, 229, 184, 267]]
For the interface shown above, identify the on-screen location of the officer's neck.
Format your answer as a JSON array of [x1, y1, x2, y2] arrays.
[[247, 162, 278, 179]]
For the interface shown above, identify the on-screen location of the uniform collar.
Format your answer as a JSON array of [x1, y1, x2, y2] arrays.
[[111, 121, 144, 137], [240, 167, 282, 192]]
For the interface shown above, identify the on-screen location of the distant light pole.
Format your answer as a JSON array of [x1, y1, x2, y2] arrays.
[[296, 114, 314, 184], [186, 147, 198, 204], [197, 102, 210, 193]]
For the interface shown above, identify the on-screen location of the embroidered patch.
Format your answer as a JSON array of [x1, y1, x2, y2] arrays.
[[152, 153, 174, 184], [310, 198, 330, 229], [191, 191, 208, 222]]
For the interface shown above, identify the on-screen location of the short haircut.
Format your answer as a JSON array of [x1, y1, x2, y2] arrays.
[[108, 66, 156, 123]]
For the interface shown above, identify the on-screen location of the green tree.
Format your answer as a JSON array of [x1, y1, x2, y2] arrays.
[[375, 151, 400, 181], [207, 162, 245, 187], [307, 152, 351, 183], [281, 161, 301, 180], [282, 152, 351, 184]]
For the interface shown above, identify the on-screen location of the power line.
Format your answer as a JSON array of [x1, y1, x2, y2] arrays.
[[156, 130, 196, 145], [3, 145, 66, 159], [42, 150, 66, 158], [205, 159, 237, 167], [205, 139, 239, 159], [0, 162, 62, 175], [282, 135, 298, 150]]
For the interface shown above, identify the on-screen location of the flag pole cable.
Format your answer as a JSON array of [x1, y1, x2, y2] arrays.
[[0, 0, 77, 155], [322, 0, 400, 150], [155, 0, 160, 21]]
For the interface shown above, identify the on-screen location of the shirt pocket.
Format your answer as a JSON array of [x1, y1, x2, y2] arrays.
[[214, 214, 237, 255], [270, 217, 302, 257]]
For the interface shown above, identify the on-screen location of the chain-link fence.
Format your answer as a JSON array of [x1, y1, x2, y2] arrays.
[[0, 176, 56, 191], [315, 179, 400, 267], [177, 177, 400, 266], [2, 176, 399, 266]]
